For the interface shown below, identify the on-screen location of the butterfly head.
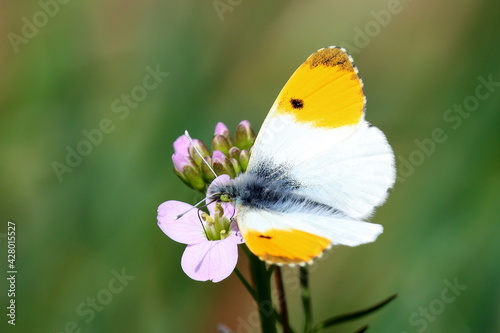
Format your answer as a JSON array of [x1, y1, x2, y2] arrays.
[[207, 174, 239, 205]]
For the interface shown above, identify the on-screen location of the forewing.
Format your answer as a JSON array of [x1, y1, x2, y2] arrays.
[[248, 46, 395, 219]]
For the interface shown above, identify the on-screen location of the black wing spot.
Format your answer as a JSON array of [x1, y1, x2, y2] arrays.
[[290, 98, 304, 109], [259, 235, 272, 239]]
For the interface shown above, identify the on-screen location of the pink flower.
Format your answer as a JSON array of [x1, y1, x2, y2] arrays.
[[157, 187, 243, 282]]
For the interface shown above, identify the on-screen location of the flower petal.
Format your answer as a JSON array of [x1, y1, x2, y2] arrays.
[[229, 222, 245, 244], [214, 122, 230, 136], [157, 201, 206, 245], [181, 238, 239, 282], [173, 135, 190, 156], [172, 153, 195, 173]]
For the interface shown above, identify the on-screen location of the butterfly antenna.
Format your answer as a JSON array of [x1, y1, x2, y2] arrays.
[[176, 197, 209, 220], [175, 194, 221, 220], [184, 130, 218, 178]]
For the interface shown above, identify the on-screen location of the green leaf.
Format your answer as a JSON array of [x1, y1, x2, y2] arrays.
[[312, 294, 397, 332], [353, 324, 369, 333]]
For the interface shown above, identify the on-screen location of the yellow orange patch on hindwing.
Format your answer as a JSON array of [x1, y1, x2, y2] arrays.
[[243, 228, 331, 264], [273, 47, 365, 128]]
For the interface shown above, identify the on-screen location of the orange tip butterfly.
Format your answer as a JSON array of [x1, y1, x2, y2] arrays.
[[208, 46, 395, 265]]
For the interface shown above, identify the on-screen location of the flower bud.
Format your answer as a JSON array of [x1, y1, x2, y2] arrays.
[[172, 153, 192, 175], [172, 153, 205, 191], [200, 156, 216, 183], [214, 122, 233, 146], [228, 146, 241, 160], [188, 139, 211, 167], [235, 120, 256, 150], [212, 134, 231, 155], [212, 150, 236, 178], [173, 135, 190, 156], [230, 158, 242, 175], [239, 150, 250, 171]]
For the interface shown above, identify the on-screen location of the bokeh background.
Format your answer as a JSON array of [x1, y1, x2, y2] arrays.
[[1, 0, 499, 332]]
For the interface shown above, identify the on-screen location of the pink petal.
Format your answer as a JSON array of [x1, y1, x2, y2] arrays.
[[157, 201, 206, 245], [172, 153, 194, 173], [238, 120, 251, 128], [181, 238, 239, 282], [173, 135, 190, 156], [214, 122, 230, 136], [211, 150, 227, 163], [229, 222, 245, 244]]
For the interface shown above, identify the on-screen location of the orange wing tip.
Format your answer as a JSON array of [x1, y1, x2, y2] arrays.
[[314, 46, 364, 88], [306, 47, 355, 72], [243, 228, 331, 266]]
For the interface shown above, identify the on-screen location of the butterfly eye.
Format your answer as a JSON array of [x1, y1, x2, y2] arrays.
[[219, 194, 232, 202]]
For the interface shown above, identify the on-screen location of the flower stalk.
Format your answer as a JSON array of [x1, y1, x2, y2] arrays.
[[300, 266, 313, 333], [246, 245, 277, 333], [274, 267, 290, 333]]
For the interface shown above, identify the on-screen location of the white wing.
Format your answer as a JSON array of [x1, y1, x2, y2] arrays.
[[248, 114, 395, 219]]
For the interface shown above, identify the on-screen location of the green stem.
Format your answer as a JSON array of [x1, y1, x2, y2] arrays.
[[244, 245, 277, 333], [236, 258, 294, 331], [300, 266, 313, 333], [234, 267, 259, 302], [274, 267, 290, 333]]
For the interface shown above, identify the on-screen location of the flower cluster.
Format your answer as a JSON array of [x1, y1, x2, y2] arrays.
[[172, 121, 256, 192], [158, 122, 256, 282]]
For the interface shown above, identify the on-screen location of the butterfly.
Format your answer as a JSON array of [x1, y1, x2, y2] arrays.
[[208, 46, 395, 265]]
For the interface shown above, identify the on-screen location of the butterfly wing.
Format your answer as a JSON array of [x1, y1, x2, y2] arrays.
[[248, 46, 395, 220], [237, 206, 383, 264]]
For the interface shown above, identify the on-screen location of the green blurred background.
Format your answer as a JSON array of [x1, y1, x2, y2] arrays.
[[1, 0, 499, 332]]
